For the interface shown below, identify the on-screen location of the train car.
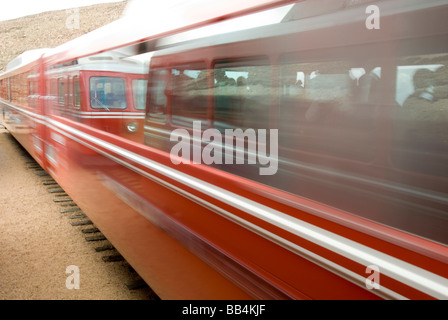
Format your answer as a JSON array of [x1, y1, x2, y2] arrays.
[[0, 49, 48, 164], [1, 0, 448, 299]]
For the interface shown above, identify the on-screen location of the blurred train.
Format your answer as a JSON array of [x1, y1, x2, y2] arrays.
[[1, 0, 448, 299]]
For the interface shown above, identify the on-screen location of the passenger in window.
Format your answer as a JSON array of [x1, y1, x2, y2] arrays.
[[236, 76, 246, 87], [395, 66, 448, 175], [354, 63, 380, 104], [193, 71, 208, 90], [403, 68, 436, 107], [215, 69, 236, 87]]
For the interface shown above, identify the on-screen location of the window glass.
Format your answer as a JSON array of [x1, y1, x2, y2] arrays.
[[132, 79, 147, 110], [90, 76, 127, 110], [171, 62, 208, 127], [68, 77, 73, 107], [278, 60, 380, 161], [214, 59, 270, 132], [29, 79, 39, 108], [392, 53, 448, 177], [148, 69, 168, 122], [209, 58, 273, 178], [74, 76, 80, 108], [58, 78, 65, 105], [11, 72, 30, 106], [29, 80, 34, 95]]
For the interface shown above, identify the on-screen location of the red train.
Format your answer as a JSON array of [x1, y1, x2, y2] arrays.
[[1, 0, 448, 299]]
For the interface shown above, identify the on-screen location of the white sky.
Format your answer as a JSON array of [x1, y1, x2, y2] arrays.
[[0, 0, 125, 22]]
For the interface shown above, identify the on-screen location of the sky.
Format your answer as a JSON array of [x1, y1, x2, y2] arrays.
[[0, 0, 125, 22]]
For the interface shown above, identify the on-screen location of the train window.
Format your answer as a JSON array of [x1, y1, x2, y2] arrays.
[[278, 59, 380, 162], [11, 72, 29, 106], [29, 80, 36, 108], [51, 79, 58, 107], [213, 58, 271, 132], [58, 78, 65, 106], [148, 69, 168, 122], [171, 62, 208, 127], [392, 53, 448, 177], [0, 79, 6, 101], [67, 77, 73, 107], [132, 79, 147, 110], [74, 76, 80, 108], [90, 76, 127, 110]]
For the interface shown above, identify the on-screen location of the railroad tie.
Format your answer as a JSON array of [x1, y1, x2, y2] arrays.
[[94, 243, 115, 252], [125, 279, 148, 290], [60, 207, 82, 214], [69, 213, 87, 219], [34, 169, 49, 177], [102, 254, 125, 263], [81, 227, 100, 234], [70, 219, 93, 226], [85, 234, 107, 242], [59, 202, 78, 207], [42, 181, 58, 186], [48, 187, 65, 194], [53, 197, 73, 203]]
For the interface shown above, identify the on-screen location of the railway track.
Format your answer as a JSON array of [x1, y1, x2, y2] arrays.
[[30, 160, 159, 295]]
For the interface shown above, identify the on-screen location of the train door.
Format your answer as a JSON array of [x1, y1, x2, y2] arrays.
[[127, 75, 147, 143]]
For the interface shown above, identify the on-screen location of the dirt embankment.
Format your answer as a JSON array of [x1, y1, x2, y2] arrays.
[[0, 1, 128, 73]]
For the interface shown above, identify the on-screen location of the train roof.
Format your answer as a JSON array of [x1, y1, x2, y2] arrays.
[[43, 0, 294, 65], [0, 48, 50, 78], [46, 50, 148, 75], [149, 0, 448, 58]]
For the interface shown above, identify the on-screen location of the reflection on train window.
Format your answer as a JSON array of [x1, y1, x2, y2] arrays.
[[132, 79, 147, 110], [148, 69, 168, 122], [90, 76, 127, 110], [213, 58, 270, 132], [278, 59, 380, 162], [29, 79, 37, 108], [392, 53, 448, 176], [67, 77, 73, 107], [74, 76, 80, 108], [58, 78, 65, 105], [171, 62, 208, 127], [28, 80, 34, 96]]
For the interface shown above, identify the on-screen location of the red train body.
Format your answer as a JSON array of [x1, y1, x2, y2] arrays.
[[1, 0, 448, 299]]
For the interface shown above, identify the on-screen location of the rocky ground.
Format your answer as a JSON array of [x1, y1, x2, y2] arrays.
[[0, 1, 128, 73]]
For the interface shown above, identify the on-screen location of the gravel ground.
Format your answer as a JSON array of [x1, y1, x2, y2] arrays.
[[0, 1, 128, 73]]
